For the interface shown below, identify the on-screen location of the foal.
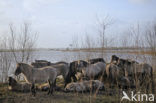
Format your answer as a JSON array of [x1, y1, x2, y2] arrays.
[[8, 77, 31, 92]]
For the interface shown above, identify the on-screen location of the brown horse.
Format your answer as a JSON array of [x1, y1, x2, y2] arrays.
[[8, 77, 31, 92], [68, 60, 84, 82], [105, 63, 120, 88], [117, 58, 155, 93]]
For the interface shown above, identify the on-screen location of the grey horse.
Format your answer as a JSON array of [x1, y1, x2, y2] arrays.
[[15, 63, 57, 96]]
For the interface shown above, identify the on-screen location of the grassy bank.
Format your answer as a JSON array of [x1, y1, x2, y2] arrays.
[[54, 47, 156, 56]]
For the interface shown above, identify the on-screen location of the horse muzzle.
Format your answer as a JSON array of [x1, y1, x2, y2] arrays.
[[15, 71, 19, 76]]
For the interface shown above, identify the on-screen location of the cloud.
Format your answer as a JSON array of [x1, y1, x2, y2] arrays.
[[129, 0, 151, 4], [23, 0, 63, 12], [0, 0, 12, 32], [0, 0, 9, 15]]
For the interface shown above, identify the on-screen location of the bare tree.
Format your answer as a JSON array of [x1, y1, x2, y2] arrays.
[[120, 30, 130, 48], [129, 23, 142, 49], [0, 37, 12, 82], [9, 22, 38, 63], [96, 15, 114, 57], [145, 22, 156, 56], [71, 35, 79, 50], [8, 22, 38, 81], [9, 24, 18, 63], [83, 34, 97, 59]]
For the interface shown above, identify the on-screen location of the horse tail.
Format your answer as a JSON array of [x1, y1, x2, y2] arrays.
[[70, 62, 77, 81], [64, 71, 72, 87], [64, 62, 77, 87]]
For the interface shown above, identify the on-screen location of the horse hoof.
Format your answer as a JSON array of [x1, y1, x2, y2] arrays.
[[47, 93, 53, 96], [47, 92, 50, 95]]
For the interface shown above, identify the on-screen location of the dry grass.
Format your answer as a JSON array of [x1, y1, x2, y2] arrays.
[[0, 90, 121, 103], [0, 74, 155, 103], [0, 85, 120, 103], [57, 48, 156, 56], [0, 78, 120, 103]]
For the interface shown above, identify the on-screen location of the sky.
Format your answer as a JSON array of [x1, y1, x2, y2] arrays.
[[0, 0, 156, 48]]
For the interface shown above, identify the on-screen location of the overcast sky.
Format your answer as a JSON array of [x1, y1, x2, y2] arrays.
[[0, 0, 156, 48]]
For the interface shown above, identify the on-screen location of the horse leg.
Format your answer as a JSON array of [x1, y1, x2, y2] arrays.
[[64, 74, 71, 88], [52, 82, 55, 94], [64, 77, 70, 88], [31, 83, 36, 96], [64, 75, 70, 88], [73, 75, 77, 82], [47, 80, 51, 95], [48, 80, 54, 95], [54, 79, 56, 87]]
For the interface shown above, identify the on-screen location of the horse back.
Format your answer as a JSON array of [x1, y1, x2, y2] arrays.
[[50, 63, 69, 77], [51, 61, 68, 65], [85, 62, 106, 77], [88, 58, 105, 64], [32, 67, 57, 82]]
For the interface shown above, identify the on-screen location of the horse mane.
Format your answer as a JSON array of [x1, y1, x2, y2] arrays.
[[35, 60, 49, 63], [88, 58, 105, 64], [80, 60, 89, 67], [51, 61, 68, 65], [17, 63, 33, 69]]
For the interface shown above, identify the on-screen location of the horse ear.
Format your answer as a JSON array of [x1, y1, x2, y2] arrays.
[[78, 60, 80, 65], [116, 57, 119, 61], [16, 62, 22, 67], [127, 61, 131, 65], [8, 77, 11, 82], [16, 63, 19, 67]]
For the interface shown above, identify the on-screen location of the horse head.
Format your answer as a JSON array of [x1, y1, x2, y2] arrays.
[[111, 55, 119, 64], [117, 59, 126, 68], [8, 77, 17, 86], [77, 60, 88, 72], [15, 63, 30, 76], [64, 83, 76, 92], [15, 63, 22, 76]]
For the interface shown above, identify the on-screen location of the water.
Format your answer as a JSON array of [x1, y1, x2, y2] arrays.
[[32, 50, 156, 64], [0, 50, 156, 82]]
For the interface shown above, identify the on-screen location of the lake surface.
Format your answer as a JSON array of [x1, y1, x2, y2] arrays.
[[0, 50, 156, 82], [32, 50, 156, 65]]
